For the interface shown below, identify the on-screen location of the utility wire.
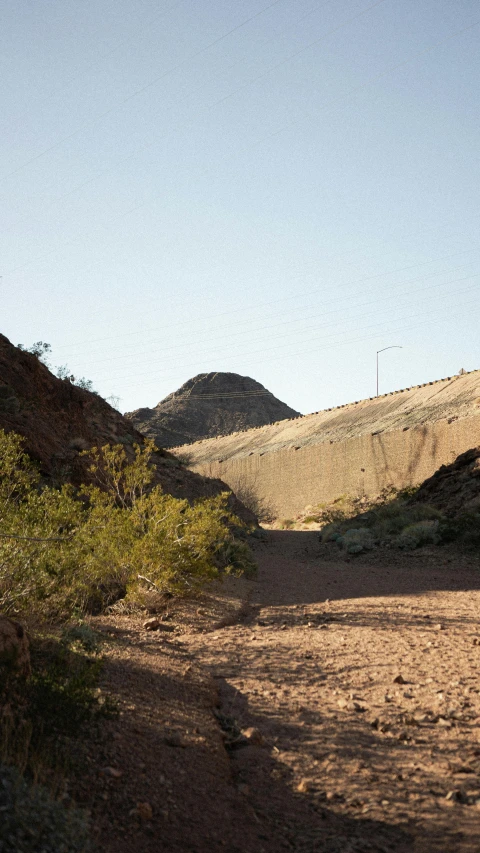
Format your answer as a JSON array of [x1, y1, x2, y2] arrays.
[[72, 267, 479, 372], [10, 0, 334, 240], [54, 247, 478, 354], [105, 288, 480, 388], [116, 298, 480, 395], [3, 0, 188, 132], [5, 9, 477, 288], [0, 0, 289, 182]]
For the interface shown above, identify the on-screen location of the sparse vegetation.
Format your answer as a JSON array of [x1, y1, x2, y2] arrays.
[[278, 518, 295, 530], [0, 762, 91, 853], [16, 341, 123, 400], [0, 623, 110, 853], [306, 486, 480, 553]]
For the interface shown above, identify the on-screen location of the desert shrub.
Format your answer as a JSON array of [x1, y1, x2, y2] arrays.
[[0, 763, 91, 853], [60, 623, 101, 654], [395, 519, 441, 549], [2, 629, 110, 766], [278, 518, 295, 530], [316, 486, 448, 551], [359, 501, 443, 540], [0, 431, 252, 619], [320, 523, 343, 543], [338, 527, 375, 554], [437, 512, 480, 548]]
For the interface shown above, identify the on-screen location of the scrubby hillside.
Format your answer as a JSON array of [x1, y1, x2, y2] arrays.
[[125, 372, 300, 448], [0, 334, 255, 523]]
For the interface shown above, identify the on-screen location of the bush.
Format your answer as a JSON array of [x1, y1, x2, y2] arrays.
[[338, 527, 375, 554], [0, 430, 253, 620], [316, 487, 448, 551], [0, 763, 91, 853], [395, 519, 441, 549]]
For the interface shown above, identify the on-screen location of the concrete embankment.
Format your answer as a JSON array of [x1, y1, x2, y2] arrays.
[[171, 371, 480, 518]]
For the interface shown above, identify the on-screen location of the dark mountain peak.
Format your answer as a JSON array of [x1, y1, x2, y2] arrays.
[[126, 372, 300, 448]]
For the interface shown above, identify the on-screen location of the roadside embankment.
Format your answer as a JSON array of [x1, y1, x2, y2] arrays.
[[172, 371, 480, 518]]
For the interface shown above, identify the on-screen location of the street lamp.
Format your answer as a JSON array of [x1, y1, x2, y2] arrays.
[[376, 346, 402, 397]]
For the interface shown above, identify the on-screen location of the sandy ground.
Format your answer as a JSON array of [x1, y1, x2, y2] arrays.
[[84, 532, 480, 852]]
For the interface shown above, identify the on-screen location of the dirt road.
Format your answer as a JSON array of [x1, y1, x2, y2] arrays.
[[91, 531, 480, 853]]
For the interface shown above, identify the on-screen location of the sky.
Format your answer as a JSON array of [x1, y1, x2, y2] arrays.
[[2, 0, 480, 415]]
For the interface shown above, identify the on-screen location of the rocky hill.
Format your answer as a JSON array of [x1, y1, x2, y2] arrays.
[[125, 372, 300, 449], [413, 445, 480, 517], [0, 335, 255, 523]]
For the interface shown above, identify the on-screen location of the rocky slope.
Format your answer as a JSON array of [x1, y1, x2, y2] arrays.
[[413, 445, 480, 517], [125, 372, 300, 448], [0, 335, 255, 523]]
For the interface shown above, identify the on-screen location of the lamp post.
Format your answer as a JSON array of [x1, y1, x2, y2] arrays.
[[376, 346, 402, 397]]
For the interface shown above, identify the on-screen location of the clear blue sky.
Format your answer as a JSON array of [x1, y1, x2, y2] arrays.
[[2, 0, 479, 414]]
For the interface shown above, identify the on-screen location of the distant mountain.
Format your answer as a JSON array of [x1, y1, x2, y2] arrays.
[[125, 372, 300, 448]]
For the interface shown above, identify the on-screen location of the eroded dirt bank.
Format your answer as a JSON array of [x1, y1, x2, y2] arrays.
[[88, 532, 480, 852]]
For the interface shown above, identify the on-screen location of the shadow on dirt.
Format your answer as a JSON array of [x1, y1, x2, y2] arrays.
[[252, 530, 480, 606], [87, 640, 414, 853], [215, 677, 413, 853]]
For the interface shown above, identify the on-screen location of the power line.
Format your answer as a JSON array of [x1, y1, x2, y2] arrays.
[[115, 300, 480, 397], [1, 0, 289, 182], [71, 266, 479, 371], [6, 0, 378, 238], [101, 288, 480, 389], [2, 0, 188, 134], [54, 247, 479, 354], [5, 9, 478, 288]]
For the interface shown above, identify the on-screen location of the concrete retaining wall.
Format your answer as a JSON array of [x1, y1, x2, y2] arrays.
[[172, 371, 480, 518], [195, 415, 480, 518]]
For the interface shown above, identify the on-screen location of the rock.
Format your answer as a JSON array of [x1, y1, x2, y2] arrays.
[[164, 732, 185, 747], [241, 727, 265, 746], [135, 802, 153, 820], [445, 789, 467, 803], [297, 779, 312, 793], [103, 766, 122, 778], [0, 616, 30, 676], [0, 335, 256, 524], [393, 674, 407, 684]]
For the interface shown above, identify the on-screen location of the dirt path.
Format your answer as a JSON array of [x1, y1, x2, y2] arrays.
[[87, 531, 480, 852], [187, 532, 480, 853]]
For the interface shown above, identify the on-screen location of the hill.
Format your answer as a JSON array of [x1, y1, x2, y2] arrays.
[[125, 372, 300, 448], [0, 335, 255, 523]]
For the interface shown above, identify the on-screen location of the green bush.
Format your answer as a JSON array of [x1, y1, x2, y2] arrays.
[[0, 430, 253, 620], [338, 527, 375, 554], [395, 519, 441, 549], [316, 487, 449, 552], [0, 763, 91, 853]]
